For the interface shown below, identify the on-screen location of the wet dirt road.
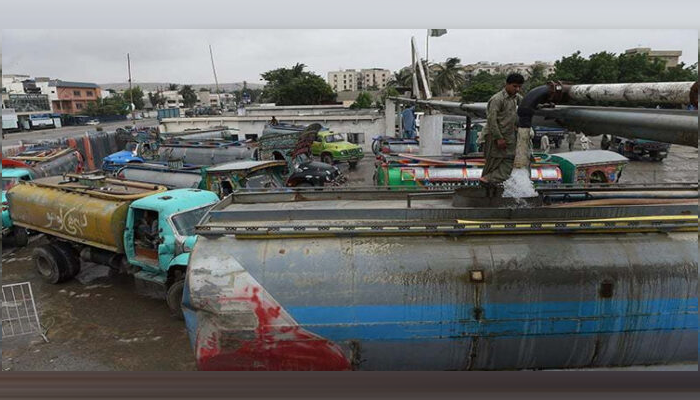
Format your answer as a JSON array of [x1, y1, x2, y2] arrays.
[[1, 136, 696, 371], [2, 236, 194, 371]]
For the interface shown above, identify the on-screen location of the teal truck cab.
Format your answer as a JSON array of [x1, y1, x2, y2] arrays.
[[7, 174, 219, 317], [2, 168, 34, 238]]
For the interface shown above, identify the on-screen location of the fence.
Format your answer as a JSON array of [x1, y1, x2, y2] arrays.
[[1, 282, 49, 342]]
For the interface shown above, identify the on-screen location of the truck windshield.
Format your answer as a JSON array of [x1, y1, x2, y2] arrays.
[[170, 204, 215, 236], [2, 178, 19, 191], [324, 134, 344, 143]]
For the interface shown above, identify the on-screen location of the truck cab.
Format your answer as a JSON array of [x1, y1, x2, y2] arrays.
[[2, 168, 34, 237], [310, 130, 364, 168], [123, 189, 219, 315]]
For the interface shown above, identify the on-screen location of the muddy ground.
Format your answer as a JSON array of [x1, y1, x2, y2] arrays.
[[1, 135, 697, 371]]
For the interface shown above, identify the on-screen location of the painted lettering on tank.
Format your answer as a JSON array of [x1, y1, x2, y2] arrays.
[[44, 206, 88, 235]]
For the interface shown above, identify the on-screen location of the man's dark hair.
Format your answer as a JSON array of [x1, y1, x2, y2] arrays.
[[506, 73, 525, 84]]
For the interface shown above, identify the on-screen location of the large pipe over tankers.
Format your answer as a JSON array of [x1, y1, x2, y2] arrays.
[[390, 80, 698, 148]]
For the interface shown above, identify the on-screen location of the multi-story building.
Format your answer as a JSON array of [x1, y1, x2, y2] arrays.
[[359, 68, 391, 90], [49, 80, 101, 115], [328, 68, 391, 92], [624, 47, 682, 69]]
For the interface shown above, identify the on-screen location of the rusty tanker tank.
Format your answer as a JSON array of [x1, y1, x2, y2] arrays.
[[183, 185, 698, 371], [7, 174, 166, 253]]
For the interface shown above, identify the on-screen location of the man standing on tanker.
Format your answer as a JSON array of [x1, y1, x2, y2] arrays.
[[479, 73, 524, 184]]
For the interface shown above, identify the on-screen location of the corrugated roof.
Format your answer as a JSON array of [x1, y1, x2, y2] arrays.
[[49, 80, 100, 89]]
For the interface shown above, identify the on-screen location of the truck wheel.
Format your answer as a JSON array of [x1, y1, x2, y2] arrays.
[[166, 279, 185, 320], [554, 139, 561, 149], [321, 153, 333, 165], [51, 242, 81, 280], [348, 161, 358, 169], [13, 227, 29, 247], [34, 244, 70, 284]]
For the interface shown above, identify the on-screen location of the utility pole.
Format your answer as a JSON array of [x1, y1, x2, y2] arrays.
[[127, 53, 135, 124], [209, 45, 222, 110]]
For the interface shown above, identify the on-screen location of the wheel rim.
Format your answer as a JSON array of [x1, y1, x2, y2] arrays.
[[36, 257, 53, 277]]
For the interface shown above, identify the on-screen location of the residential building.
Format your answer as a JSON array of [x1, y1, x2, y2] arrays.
[[359, 68, 391, 90], [624, 47, 682, 69], [328, 68, 392, 92], [50, 80, 101, 114]]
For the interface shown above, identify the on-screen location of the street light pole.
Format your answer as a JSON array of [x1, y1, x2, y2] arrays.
[[127, 53, 135, 124]]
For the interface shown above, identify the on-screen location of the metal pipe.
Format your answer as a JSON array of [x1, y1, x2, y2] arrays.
[[561, 81, 697, 106]]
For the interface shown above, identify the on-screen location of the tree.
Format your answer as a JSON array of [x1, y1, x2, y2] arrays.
[[523, 63, 549, 92], [260, 63, 336, 105], [122, 86, 145, 110], [148, 91, 166, 108], [168, 83, 179, 91], [178, 85, 198, 108], [349, 92, 373, 109], [661, 62, 698, 82], [387, 68, 413, 89], [431, 57, 466, 96], [84, 94, 129, 116], [461, 71, 507, 102]]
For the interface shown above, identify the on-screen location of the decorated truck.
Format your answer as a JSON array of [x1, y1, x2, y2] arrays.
[[6, 173, 219, 318], [257, 123, 346, 187], [543, 150, 629, 184], [601, 135, 671, 161], [374, 153, 562, 189]]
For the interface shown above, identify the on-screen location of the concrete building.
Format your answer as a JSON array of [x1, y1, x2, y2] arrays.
[[359, 68, 391, 90], [328, 68, 392, 92], [162, 90, 184, 108], [1, 74, 31, 94], [624, 47, 682, 69], [49, 80, 101, 114], [328, 69, 360, 92]]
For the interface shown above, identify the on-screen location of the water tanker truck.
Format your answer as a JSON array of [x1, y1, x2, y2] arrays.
[[6, 173, 219, 318], [183, 185, 698, 371]]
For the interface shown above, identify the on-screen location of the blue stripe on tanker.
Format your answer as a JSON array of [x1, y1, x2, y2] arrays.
[[286, 298, 698, 341]]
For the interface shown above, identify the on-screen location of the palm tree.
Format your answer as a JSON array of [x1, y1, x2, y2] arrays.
[[387, 68, 413, 89], [431, 57, 466, 96]]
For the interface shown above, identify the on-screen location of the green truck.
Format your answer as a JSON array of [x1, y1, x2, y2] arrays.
[[6, 174, 219, 318], [262, 123, 364, 168], [310, 130, 364, 168]]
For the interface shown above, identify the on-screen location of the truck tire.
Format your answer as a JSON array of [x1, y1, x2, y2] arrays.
[[321, 153, 333, 165], [166, 279, 185, 320], [554, 139, 561, 149], [51, 242, 81, 280], [34, 244, 71, 284], [13, 227, 28, 247], [348, 161, 358, 169]]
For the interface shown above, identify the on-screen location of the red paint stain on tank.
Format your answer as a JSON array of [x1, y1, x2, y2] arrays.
[[199, 286, 351, 371]]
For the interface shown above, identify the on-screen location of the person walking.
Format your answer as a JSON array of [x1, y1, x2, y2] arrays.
[[540, 134, 550, 154], [480, 73, 524, 184], [580, 134, 592, 151], [567, 131, 577, 151]]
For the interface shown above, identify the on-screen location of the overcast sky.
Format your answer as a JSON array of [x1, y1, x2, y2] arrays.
[[2, 29, 697, 85]]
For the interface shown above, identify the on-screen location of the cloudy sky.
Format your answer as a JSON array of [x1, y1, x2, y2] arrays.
[[2, 29, 697, 84]]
